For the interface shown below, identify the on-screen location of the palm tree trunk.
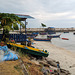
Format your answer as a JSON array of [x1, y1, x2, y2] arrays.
[[2, 28, 9, 41], [2, 28, 6, 41]]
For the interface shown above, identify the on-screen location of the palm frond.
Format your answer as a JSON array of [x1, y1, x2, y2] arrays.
[[13, 23, 19, 30], [41, 23, 46, 27]]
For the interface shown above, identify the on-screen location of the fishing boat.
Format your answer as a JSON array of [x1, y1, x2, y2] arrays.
[[32, 32, 39, 37], [34, 38, 51, 41], [47, 34, 61, 38], [27, 33, 38, 38], [64, 31, 69, 33], [45, 27, 56, 34], [40, 32, 47, 35], [62, 38, 69, 40], [7, 43, 49, 57], [27, 33, 32, 36], [27, 36, 35, 39]]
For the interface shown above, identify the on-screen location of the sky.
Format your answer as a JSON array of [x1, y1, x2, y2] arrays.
[[0, 0, 75, 28]]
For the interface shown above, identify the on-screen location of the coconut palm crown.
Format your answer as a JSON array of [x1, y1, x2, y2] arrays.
[[0, 13, 24, 41], [41, 23, 46, 28]]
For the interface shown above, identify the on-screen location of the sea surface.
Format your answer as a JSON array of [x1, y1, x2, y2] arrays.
[[36, 32, 75, 52], [51, 32, 75, 52]]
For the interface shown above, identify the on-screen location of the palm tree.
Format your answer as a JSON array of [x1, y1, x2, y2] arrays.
[[41, 23, 46, 28], [0, 13, 21, 41]]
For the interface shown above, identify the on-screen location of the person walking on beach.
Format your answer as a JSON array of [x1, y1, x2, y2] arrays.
[[57, 61, 60, 75]]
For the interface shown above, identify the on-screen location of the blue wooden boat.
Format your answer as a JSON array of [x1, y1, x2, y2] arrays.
[[40, 32, 47, 35], [34, 38, 51, 41], [64, 32, 69, 33], [27, 36, 35, 39], [27, 33, 38, 37], [45, 27, 56, 34], [48, 31, 56, 34], [47, 34, 60, 38], [26, 33, 38, 39], [32, 32, 39, 36]]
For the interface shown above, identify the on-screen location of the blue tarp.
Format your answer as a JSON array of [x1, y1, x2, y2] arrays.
[[2, 51, 18, 61], [0, 46, 18, 61]]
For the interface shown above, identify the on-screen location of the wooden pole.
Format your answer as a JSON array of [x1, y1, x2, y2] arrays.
[[25, 19, 27, 45], [20, 24, 21, 34], [25, 19, 26, 34]]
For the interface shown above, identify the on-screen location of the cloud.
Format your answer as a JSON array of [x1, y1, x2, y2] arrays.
[[68, 15, 75, 19], [0, 0, 75, 28], [30, 11, 71, 20]]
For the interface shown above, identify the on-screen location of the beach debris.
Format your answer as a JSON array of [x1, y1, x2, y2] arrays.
[[3, 51, 18, 61], [41, 67, 49, 75], [28, 55, 71, 75], [39, 61, 50, 67], [69, 64, 75, 68], [39, 57, 71, 75], [0, 45, 18, 62], [49, 67, 55, 74]]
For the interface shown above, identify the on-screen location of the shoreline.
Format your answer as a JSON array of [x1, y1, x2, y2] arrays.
[[32, 41, 75, 75]]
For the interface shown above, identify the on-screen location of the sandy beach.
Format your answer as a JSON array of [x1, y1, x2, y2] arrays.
[[32, 41, 75, 75]]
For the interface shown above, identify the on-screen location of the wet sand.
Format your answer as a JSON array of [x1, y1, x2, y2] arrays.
[[32, 41, 75, 75]]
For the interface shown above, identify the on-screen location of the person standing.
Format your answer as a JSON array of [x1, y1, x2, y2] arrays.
[[57, 61, 60, 75]]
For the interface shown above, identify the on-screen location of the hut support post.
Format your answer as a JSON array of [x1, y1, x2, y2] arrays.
[[25, 19, 27, 45], [20, 24, 21, 34], [25, 19, 26, 34]]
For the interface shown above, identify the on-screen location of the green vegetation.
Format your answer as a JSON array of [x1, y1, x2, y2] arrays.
[[0, 13, 25, 41], [18, 48, 23, 57], [41, 23, 46, 28]]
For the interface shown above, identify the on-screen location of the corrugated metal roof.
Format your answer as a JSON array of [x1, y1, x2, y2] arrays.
[[16, 14, 34, 19]]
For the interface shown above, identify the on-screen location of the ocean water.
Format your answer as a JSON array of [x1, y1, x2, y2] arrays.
[[36, 32, 75, 52], [51, 32, 75, 52]]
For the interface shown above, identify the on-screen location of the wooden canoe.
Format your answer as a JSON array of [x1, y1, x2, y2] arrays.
[[7, 43, 49, 57], [62, 38, 69, 40]]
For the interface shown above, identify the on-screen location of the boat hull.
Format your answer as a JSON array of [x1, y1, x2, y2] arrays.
[[47, 34, 60, 38], [7, 43, 49, 57], [40, 32, 47, 35], [62, 38, 69, 40], [34, 38, 51, 41], [64, 32, 69, 33]]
